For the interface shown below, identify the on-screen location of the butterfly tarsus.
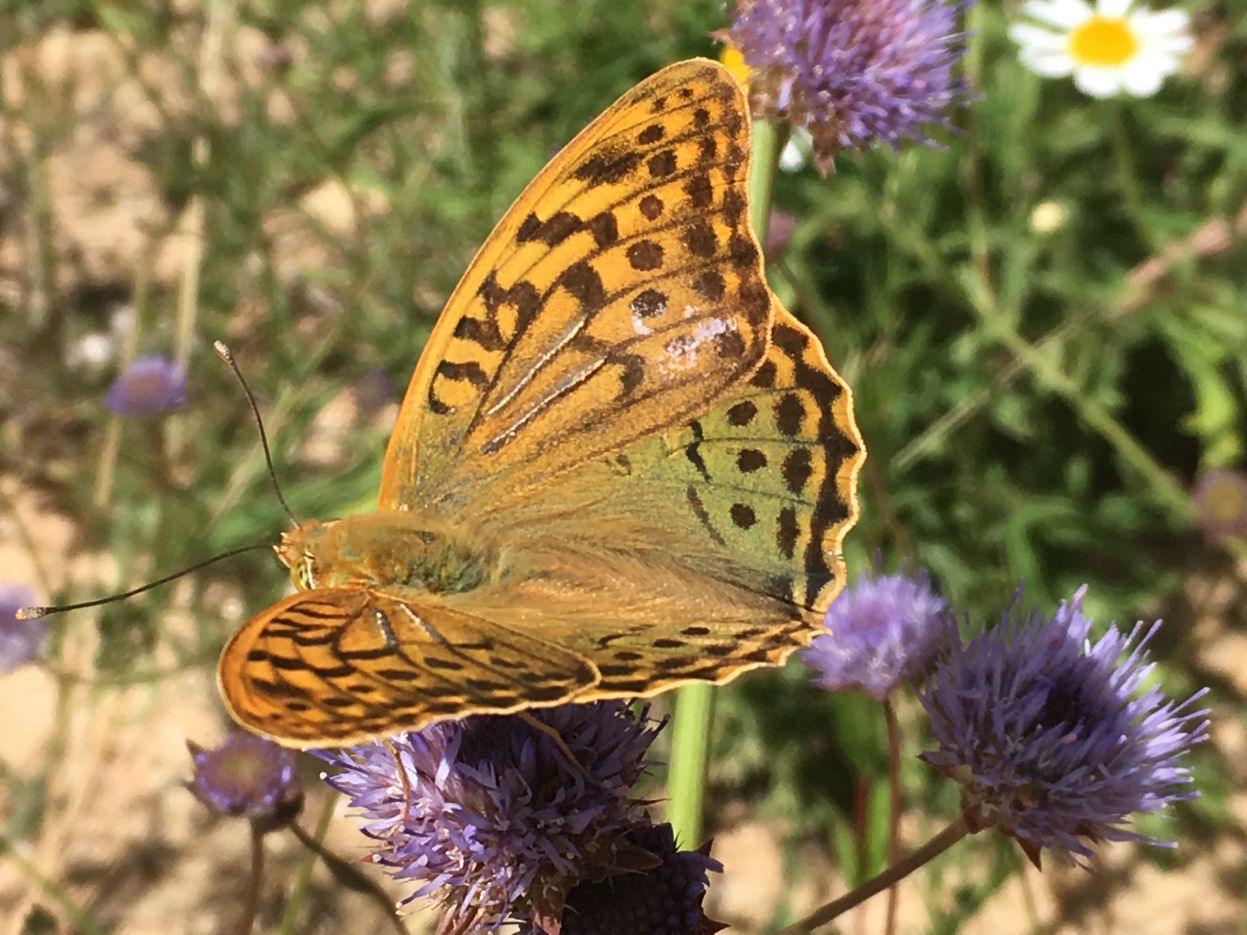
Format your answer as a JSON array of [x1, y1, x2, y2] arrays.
[[383, 738, 414, 830], [518, 710, 591, 780]]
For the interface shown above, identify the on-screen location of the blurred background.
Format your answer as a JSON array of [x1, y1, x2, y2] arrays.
[[0, 0, 1243, 932]]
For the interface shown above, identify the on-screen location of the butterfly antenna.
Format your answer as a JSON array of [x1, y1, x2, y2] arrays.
[[17, 543, 272, 620], [213, 341, 300, 526]]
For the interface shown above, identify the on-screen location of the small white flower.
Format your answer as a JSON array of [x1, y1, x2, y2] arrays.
[[1009, 0, 1192, 98]]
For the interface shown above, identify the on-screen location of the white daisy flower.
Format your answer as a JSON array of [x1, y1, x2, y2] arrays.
[[1009, 0, 1193, 98]]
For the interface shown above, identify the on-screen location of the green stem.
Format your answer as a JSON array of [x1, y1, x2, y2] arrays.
[[883, 698, 902, 935], [666, 684, 714, 844], [748, 119, 785, 246], [232, 823, 266, 935], [779, 816, 970, 933], [0, 835, 109, 935], [277, 795, 336, 935], [289, 819, 408, 935]]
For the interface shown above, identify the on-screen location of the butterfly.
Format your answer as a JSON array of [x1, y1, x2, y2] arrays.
[[218, 58, 865, 747]]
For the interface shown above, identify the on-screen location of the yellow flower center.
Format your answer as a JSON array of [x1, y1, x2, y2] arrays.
[[1068, 16, 1139, 66], [719, 45, 751, 87]]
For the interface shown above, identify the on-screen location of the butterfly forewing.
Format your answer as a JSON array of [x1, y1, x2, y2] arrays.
[[380, 59, 770, 511]]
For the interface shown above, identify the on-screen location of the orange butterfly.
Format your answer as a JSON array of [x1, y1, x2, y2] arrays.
[[218, 58, 865, 747]]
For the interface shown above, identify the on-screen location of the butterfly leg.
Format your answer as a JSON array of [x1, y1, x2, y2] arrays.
[[383, 737, 414, 829], [518, 710, 590, 780]]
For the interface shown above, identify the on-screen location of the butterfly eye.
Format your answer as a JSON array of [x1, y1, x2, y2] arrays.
[[290, 554, 316, 590]]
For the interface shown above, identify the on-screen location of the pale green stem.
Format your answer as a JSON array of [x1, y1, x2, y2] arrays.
[[0, 837, 109, 935], [665, 116, 785, 847], [780, 816, 970, 933], [277, 795, 338, 935], [666, 683, 714, 845]]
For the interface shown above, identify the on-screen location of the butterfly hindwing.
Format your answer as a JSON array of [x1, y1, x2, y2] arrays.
[[380, 59, 772, 512], [473, 312, 864, 690], [219, 588, 599, 746], [651, 311, 864, 616]]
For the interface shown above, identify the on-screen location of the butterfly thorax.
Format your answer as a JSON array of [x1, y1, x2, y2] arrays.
[[275, 512, 496, 595]]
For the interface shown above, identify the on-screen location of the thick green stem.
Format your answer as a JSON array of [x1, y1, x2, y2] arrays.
[[666, 684, 714, 844]]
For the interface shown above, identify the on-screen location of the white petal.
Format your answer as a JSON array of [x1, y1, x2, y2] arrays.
[[1022, 0, 1093, 29], [1019, 47, 1077, 76], [1138, 48, 1184, 76], [1073, 65, 1126, 97], [1009, 22, 1070, 51], [1134, 8, 1191, 37], [778, 138, 807, 172], [1118, 58, 1165, 96], [1144, 32, 1195, 56], [1096, 0, 1134, 17]]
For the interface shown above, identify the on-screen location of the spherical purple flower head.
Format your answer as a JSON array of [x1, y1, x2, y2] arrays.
[[1192, 468, 1247, 544], [515, 823, 726, 935], [104, 354, 187, 415], [804, 568, 952, 699], [316, 702, 664, 929], [0, 584, 43, 673], [188, 733, 303, 830], [918, 586, 1210, 868], [729, 0, 971, 170]]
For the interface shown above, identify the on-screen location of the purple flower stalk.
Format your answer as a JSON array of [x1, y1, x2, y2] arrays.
[[919, 586, 1209, 867], [188, 733, 303, 829], [805, 568, 951, 698], [730, 0, 971, 169], [317, 702, 665, 930], [0, 584, 42, 673], [104, 355, 187, 415]]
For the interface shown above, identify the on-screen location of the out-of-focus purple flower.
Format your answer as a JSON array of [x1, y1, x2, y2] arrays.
[[729, 0, 971, 170], [804, 568, 951, 699], [351, 366, 399, 418], [765, 209, 798, 255], [918, 585, 1209, 868], [1192, 468, 1247, 544], [0, 584, 43, 673], [188, 733, 303, 829], [104, 355, 186, 415], [316, 702, 664, 930], [515, 823, 726, 935]]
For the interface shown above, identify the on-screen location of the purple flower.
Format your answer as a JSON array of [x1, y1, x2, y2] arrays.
[[804, 568, 951, 699], [1192, 468, 1247, 544], [919, 586, 1209, 868], [729, 0, 971, 169], [104, 355, 186, 415], [316, 702, 664, 929], [0, 584, 43, 673], [351, 366, 399, 417], [516, 823, 726, 935], [188, 733, 303, 828]]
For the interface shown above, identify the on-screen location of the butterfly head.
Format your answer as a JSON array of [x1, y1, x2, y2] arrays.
[[274, 519, 335, 590]]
